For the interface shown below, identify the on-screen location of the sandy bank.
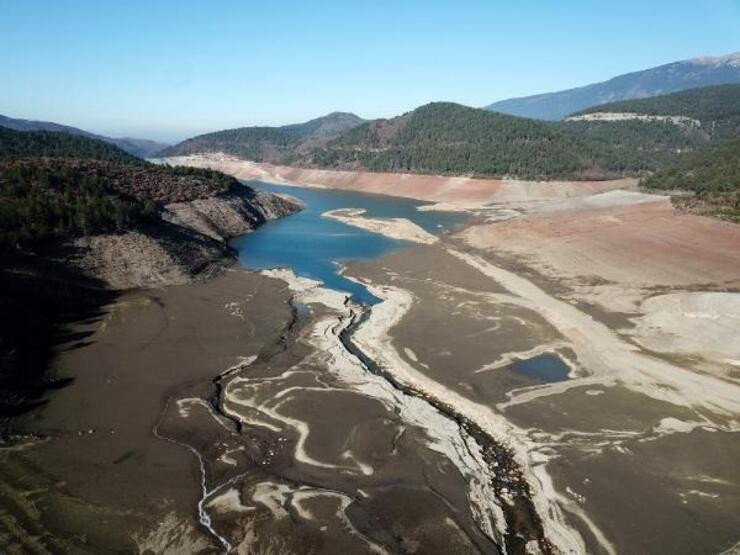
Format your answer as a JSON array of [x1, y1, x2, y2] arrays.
[[629, 292, 740, 369], [322, 208, 439, 244]]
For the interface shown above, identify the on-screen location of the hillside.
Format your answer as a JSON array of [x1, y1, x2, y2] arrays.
[[554, 84, 740, 174], [0, 114, 170, 158], [306, 102, 611, 179], [485, 52, 740, 120], [566, 85, 740, 220], [0, 128, 298, 258], [569, 84, 740, 139], [0, 126, 142, 163], [164, 86, 740, 181], [641, 138, 740, 222], [159, 111, 364, 161], [0, 128, 300, 414]]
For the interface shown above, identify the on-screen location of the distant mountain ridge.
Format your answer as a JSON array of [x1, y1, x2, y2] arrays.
[[164, 103, 614, 179], [159, 112, 365, 161], [162, 84, 740, 181], [485, 52, 740, 120], [0, 114, 170, 158]]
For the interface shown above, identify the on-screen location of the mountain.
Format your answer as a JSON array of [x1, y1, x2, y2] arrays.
[[568, 84, 740, 139], [0, 126, 141, 163], [485, 52, 740, 120], [163, 86, 740, 181], [159, 111, 364, 161], [0, 114, 92, 135], [0, 127, 298, 253], [103, 137, 171, 159], [556, 84, 740, 173], [305, 102, 611, 179], [564, 85, 740, 220], [0, 114, 170, 158]]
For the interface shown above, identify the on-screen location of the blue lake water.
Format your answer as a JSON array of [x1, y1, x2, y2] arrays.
[[511, 354, 571, 383], [231, 181, 465, 304]]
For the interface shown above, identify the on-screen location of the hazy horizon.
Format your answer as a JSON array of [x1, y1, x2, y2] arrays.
[[2, 0, 739, 142]]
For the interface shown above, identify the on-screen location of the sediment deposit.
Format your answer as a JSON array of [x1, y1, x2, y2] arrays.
[[4, 156, 739, 554], [161, 153, 634, 205]]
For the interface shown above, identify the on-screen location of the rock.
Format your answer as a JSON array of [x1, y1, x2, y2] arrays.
[[162, 188, 301, 241], [66, 223, 233, 289], [63, 187, 301, 290]]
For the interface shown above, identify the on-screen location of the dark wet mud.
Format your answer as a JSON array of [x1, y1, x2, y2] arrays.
[[0, 265, 537, 553]]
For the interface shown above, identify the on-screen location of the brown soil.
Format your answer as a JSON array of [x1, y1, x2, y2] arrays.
[[462, 195, 740, 287], [163, 154, 633, 204]]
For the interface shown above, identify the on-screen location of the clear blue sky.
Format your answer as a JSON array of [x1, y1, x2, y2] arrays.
[[1, 0, 739, 142]]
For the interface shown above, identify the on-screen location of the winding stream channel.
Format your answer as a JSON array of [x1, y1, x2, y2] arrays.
[[155, 180, 552, 554]]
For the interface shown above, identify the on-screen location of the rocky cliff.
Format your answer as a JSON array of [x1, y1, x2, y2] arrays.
[[162, 187, 300, 241], [64, 188, 301, 289]]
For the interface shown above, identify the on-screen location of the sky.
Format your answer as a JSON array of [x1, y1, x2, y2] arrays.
[[1, 0, 739, 142]]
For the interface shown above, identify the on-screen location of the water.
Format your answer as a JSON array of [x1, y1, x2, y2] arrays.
[[511, 354, 571, 383], [231, 181, 464, 304]]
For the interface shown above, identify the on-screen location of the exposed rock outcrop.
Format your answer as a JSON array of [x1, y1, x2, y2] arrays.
[[63, 189, 301, 289], [162, 188, 300, 241], [66, 223, 233, 289]]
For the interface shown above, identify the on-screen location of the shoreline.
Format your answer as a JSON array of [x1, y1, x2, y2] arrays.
[[157, 153, 636, 207], [4, 157, 739, 553]]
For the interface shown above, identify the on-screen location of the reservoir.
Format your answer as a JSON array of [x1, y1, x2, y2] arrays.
[[231, 180, 464, 304]]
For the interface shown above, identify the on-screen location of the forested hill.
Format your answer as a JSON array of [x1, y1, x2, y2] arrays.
[[556, 84, 740, 175], [0, 127, 141, 163], [159, 111, 364, 161], [162, 87, 740, 181], [569, 84, 740, 139], [0, 128, 244, 250], [306, 102, 609, 179], [0, 114, 170, 158], [641, 138, 740, 222]]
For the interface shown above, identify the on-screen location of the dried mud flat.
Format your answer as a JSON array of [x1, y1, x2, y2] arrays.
[[0, 266, 519, 553], [332, 184, 740, 554], [159, 156, 740, 553], [3, 157, 740, 554]]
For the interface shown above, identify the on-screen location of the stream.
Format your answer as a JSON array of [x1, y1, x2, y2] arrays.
[[161, 180, 548, 553]]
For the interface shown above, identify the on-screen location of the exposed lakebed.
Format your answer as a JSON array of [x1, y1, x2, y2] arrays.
[[231, 180, 465, 304]]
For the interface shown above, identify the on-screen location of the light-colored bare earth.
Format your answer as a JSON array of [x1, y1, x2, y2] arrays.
[[163, 154, 740, 552], [565, 111, 701, 127], [329, 180, 740, 553], [463, 190, 740, 286], [628, 292, 740, 373], [323, 208, 439, 244], [160, 153, 634, 205]]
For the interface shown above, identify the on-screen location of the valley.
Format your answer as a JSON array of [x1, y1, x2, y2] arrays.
[[1, 39, 739, 554], [174, 158, 740, 553], [6, 147, 735, 552]]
